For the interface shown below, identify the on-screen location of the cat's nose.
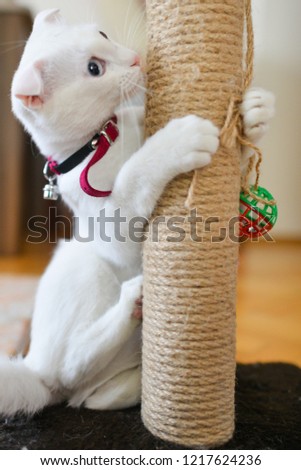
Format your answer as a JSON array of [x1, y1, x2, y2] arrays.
[[131, 55, 140, 67]]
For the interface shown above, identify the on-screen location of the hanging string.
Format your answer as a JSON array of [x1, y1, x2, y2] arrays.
[[220, 0, 276, 207]]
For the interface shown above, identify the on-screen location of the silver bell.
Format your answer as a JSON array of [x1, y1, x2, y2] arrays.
[[43, 182, 60, 200], [43, 161, 60, 201]]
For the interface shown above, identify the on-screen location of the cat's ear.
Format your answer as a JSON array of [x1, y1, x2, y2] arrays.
[[33, 9, 63, 31], [12, 61, 44, 109]]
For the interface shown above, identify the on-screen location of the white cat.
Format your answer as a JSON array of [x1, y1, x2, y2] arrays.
[[0, 9, 274, 416]]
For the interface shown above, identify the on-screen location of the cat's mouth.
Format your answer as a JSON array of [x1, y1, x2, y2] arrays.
[[16, 94, 44, 109], [120, 68, 144, 100]]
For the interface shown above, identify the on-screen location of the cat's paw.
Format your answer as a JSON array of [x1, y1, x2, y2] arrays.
[[132, 296, 143, 320], [166, 115, 219, 174], [241, 88, 275, 143], [121, 275, 143, 322]]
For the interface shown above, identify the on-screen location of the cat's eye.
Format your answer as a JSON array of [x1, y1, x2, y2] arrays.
[[99, 31, 108, 39], [88, 59, 106, 77]]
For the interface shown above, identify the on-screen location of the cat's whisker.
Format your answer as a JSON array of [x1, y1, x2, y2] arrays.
[[122, 0, 134, 45], [0, 43, 26, 57], [0, 40, 27, 46], [30, 138, 40, 159], [124, 79, 151, 98], [124, 0, 146, 48], [125, 13, 137, 48], [135, 95, 145, 109], [112, 23, 123, 44], [125, 8, 146, 49], [126, 92, 144, 147], [120, 81, 148, 143], [129, 3, 145, 40], [123, 90, 135, 109]]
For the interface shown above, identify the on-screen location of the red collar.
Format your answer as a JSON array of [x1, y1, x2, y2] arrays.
[[47, 116, 119, 198]]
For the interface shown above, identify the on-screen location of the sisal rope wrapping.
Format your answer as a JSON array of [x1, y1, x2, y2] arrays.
[[142, 0, 250, 448]]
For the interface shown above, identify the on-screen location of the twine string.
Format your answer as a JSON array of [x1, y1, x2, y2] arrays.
[[142, 0, 248, 448], [186, 0, 255, 209], [222, 0, 276, 207]]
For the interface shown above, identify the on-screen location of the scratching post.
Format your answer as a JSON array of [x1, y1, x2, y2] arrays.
[[142, 0, 252, 448]]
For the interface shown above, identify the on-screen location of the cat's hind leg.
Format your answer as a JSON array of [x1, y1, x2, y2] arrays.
[[84, 366, 141, 410], [61, 275, 143, 389]]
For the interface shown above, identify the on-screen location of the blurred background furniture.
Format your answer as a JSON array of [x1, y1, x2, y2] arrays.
[[0, 4, 72, 255], [0, 5, 32, 254]]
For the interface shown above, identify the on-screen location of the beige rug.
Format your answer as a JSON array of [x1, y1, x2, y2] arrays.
[[0, 275, 39, 355]]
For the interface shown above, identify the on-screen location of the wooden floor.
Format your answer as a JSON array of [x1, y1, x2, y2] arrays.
[[237, 240, 301, 366], [0, 239, 300, 366]]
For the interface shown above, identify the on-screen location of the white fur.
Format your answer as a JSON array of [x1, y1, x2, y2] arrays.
[[0, 356, 54, 415], [240, 87, 275, 173], [1, 10, 274, 416]]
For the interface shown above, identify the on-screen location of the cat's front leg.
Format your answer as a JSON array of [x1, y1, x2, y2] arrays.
[[108, 115, 219, 219], [240, 87, 275, 173]]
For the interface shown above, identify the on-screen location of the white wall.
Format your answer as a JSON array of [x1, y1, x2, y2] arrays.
[[12, 0, 301, 239], [252, 0, 301, 239], [14, 0, 146, 52]]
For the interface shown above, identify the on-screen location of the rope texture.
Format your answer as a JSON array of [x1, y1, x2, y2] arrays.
[[142, 0, 249, 448]]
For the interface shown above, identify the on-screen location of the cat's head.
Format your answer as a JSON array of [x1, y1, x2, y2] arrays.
[[11, 9, 143, 156]]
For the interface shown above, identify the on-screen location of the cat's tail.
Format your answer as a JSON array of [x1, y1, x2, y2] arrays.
[[0, 356, 52, 416]]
